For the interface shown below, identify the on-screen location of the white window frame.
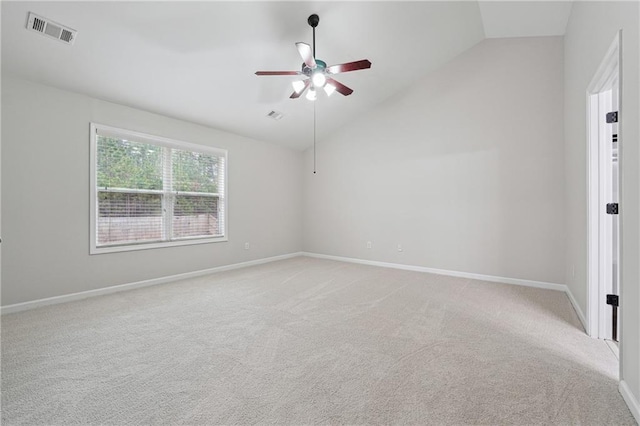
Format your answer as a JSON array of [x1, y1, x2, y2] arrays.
[[90, 123, 228, 254]]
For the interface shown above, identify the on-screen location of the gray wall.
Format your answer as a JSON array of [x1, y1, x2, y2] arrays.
[[1, 77, 303, 305], [303, 37, 565, 285], [564, 0, 640, 408]]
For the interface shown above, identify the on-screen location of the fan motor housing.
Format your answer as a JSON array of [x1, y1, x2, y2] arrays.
[[302, 59, 326, 76]]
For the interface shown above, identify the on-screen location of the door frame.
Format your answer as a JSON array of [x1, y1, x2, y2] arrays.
[[586, 31, 622, 340]]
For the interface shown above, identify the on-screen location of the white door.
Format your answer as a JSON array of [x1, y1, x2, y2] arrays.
[[587, 32, 621, 341]]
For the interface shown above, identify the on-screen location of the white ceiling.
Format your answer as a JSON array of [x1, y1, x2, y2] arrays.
[[479, 1, 573, 38], [1, 1, 572, 151]]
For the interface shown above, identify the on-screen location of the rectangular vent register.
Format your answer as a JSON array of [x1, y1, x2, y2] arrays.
[[26, 12, 77, 45]]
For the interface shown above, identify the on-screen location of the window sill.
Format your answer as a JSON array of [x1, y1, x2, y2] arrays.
[[90, 236, 228, 255]]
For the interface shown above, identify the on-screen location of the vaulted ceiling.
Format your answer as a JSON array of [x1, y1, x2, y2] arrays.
[[1, 1, 573, 150]]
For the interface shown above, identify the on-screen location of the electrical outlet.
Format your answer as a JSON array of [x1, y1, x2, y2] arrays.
[[244, 242, 250, 250], [366, 241, 372, 249], [397, 244, 403, 252]]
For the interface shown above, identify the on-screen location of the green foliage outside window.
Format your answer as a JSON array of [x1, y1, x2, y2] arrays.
[[97, 137, 219, 193], [97, 136, 221, 222], [172, 149, 219, 193], [97, 137, 162, 190]]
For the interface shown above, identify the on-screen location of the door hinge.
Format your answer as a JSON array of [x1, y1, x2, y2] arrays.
[[606, 294, 619, 307], [606, 111, 618, 123], [613, 134, 618, 143], [606, 203, 619, 214]]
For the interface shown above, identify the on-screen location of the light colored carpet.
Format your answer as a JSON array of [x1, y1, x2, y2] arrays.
[[1, 257, 636, 425]]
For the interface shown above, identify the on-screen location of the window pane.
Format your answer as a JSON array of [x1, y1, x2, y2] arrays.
[[172, 149, 219, 193], [98, 192, 163, 245], [173, 195, 219, 238], [97, 136, 162, 190], [92, 125, 227, 253]]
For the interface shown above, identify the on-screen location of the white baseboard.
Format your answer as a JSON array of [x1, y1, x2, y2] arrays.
[[564, 286, 588, 333], [302, 252, 594, 332], [1, 251, 573, 319], [301, 252, 566, 291], [1, 252, 303, 315], [620, 380, 640, 424]]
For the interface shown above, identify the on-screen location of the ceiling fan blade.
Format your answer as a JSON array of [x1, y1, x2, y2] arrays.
[[326, 59, 372, 75], [255, 71, 302, 76], [295, 42, 316, 69], [326, 78, 353, 96], [290, 79, 311, 99]]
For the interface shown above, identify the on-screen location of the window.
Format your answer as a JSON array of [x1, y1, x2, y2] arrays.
[[90, 123, 227, 254]]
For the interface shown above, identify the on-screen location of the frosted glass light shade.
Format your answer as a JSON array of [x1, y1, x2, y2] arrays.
[[306, 87, 317, 101], [312, 72, 326, 87], [292, 80, 306, 94], [323, 84, 336, 97]]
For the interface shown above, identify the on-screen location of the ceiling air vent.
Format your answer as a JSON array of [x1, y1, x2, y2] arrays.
[[26, 12, 77, 45], [267, 111, 283, 121]]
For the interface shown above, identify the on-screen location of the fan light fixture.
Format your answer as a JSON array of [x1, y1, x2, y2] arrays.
[[292, 80, 306, 94], [306, 87, 317, 101], [323, 83, 336, 97], [312, 71, 326, 88]]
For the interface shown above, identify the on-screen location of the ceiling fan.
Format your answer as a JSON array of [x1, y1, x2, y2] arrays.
[[255, 14, 372, 101]]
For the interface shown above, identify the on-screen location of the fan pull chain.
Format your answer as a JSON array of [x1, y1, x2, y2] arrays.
[[313, 100, 317, 174]]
